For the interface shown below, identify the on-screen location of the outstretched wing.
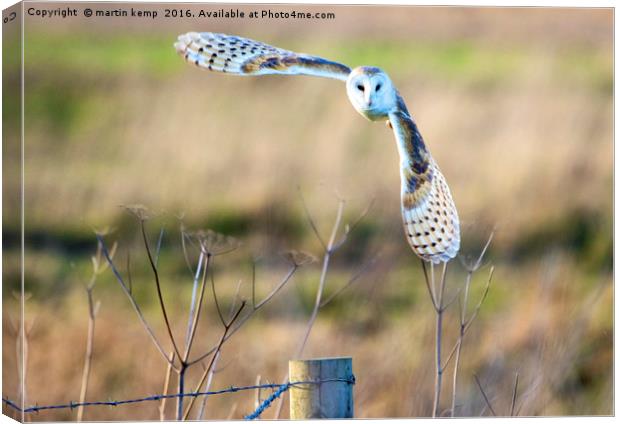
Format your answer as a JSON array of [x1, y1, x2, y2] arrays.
[[175, 32, 351, 81], [389, 103, 460, 264]]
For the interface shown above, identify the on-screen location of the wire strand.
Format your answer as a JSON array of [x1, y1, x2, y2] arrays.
[[2, 376, 355, 419]]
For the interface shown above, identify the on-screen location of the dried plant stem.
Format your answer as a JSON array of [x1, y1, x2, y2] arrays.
[[182, 302, 246, 420], [140, 221, 182, 361], [196, 351, 221, 420], [183, 253, 211, 363], [510, 372, 519, 416], [226, 403, 238, 420], [449, 232, 494, 417], [77, 282, 100, 422], [97, 235, 178, 370], [100, 212, 315, 421], [14, 313, 29, 420], [19, 324, 28, 419], [474, 374, 496, 416], [185, 251, 205, 346], [187, 266, 297, 365], [254, 375, 262, 410], [158, 351, 175, 421], [99, 217, 302, 421], [272, 197, 345, 419], [176, 365, 188, 421], [297, 198, 344, 355], [177, 251, 211, 420], [449, 301, 467, 415], [431, 263, 448, 418]]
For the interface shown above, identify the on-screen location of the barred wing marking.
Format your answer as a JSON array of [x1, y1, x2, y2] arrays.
[[175, 32, 351, 81]]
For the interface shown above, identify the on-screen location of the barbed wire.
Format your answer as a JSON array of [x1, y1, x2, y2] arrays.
[[244, 382, 290, 420], [2, 376, 355, 420]]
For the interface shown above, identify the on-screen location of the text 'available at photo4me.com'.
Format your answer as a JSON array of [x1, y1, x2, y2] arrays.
[[24, 5, 336, 20]]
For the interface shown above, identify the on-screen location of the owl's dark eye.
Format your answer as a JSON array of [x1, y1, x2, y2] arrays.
[[375, 83, 382, 91], [357, 84, 364, 92]]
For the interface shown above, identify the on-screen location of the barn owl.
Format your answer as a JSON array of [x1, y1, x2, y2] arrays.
[[174, 32, 460, 264]]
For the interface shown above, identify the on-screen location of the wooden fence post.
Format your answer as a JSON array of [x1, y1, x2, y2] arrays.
[[289, 357, 353, 419]]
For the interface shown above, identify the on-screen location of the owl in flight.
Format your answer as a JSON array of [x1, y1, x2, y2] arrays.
[[174, 32, 460, 264]]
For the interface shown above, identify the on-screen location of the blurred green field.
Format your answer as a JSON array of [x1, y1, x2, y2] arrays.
[[2, 5, 613, 420]]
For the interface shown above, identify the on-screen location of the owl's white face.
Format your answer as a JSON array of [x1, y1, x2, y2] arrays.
[[346, 66, 397, 121]]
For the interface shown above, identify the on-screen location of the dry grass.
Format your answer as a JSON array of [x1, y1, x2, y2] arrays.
[[3, 250, 611, 420]]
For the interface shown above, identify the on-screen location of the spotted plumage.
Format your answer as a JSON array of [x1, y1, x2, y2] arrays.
[[174, 32, 460, 263], [174, 32, 351, 80], [390, 109, 460, 263]]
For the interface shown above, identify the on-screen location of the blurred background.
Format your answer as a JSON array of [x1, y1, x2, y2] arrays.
[[2, 4, 613, 420]]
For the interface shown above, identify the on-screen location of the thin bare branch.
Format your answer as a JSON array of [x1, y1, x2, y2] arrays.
[[97, 235, 178, 371], [440, 287, 462, 313], [183, 229, 201, 262], [296, 198, 344, 356], [332, 197, 375, 250], [515, 402, 525, 417], [329, 199, 346, 248], [273, 199, 344, 420], [185, 251, 205, 347], [125, 252, 133, 296], [229, 279, 244, 319], [464, 267, 495, 332], [439, 263, 448, 304], [196, 350, 221, 420], [210, 264, 227, 328], [298, 187, 327, 251], [254, 375, 262, 411], [77, 286, 99, 422], [7, 313, 19, 337], [442, 340, 460, 372], [450, 251, 494, 417], [458, 231, 495, 273], [449, 340, 463, 417], [432, 262, 448, 418], [474, 374, 496, 416], [514, 376, 541, 416], [154, 228, 165, 267], [181, 227, 196, 276], [158, 351, 175, 421], [510, 372, 519, 416], [254, 266, 297, 310], [479, 404, 488, 417], [183, 254, 211, 363], [346, 197, 376, 235], [442, 267, 494, 373], [460, 273, 472, 324], [212, 355, 235, 374], [226, 403, 238, 420], [225, 300, 246, 328], [421, 260, 439, 311], [251, 261, 257, 309], [473, 231, 494, 271], [188, 266, 297, 365], [183, 302, 246, 418], [140, 220, 182, 360], [319, 254, 378, 308]]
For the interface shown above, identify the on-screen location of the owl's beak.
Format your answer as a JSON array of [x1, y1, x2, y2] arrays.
[[365, 93, 372, 107]]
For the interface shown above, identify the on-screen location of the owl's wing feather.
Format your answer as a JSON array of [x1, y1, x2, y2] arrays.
[[389, 106, 460, 264], [175, 32, 351, 81]]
